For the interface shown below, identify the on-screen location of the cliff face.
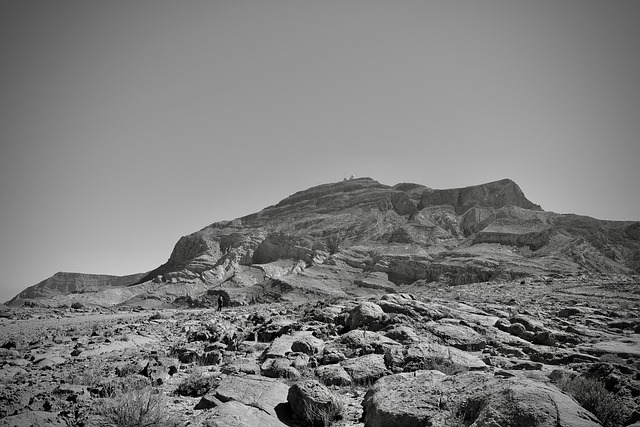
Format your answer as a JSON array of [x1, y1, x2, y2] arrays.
[[8, 178, 640, 307], [7, 272, 146, 306]]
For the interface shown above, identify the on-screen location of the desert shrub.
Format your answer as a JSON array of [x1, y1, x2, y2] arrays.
[[66, 359, 104, 387], [303, 395, 344, 427], [557, 376, 627, 427], [149, 311, 169, 321], [93, 387, 179, 427], [325, 235, 343, 255], [175, 369, 217, 397], [99, 374, 151, 398], [404, 355, 468, 376], [116, 363, 141, 378], [445, 396, 488, 427]]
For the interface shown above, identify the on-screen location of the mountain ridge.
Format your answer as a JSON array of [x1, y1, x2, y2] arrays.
[[7, 178, 639, 307]]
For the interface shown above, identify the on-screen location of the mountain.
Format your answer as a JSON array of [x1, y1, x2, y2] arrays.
[[7, 178, 639, 307]]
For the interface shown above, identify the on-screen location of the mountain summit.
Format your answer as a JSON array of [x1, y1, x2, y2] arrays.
[[7, 178, 639, 307]]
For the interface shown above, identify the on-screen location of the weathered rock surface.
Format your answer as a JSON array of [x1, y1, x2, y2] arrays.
[[8, 177, 639, 308], [1, 274, 639, 426], [362, 371, 602, 427]]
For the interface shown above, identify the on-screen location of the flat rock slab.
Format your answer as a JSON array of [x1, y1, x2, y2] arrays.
[[587, 336, 640, 357], [80, 334, 157, 356], [342, 354, 388, 384], [362, 370, 601, 427], [404, 342, 488, 371], [0, 410, 67, 427], [202, 400, 289, 427], [264, 331, 316, 359], [212, 374, 289, 417], [427, 322, 487, 351]]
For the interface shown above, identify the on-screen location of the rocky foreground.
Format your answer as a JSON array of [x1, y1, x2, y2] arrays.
[[1, 273, 640, 426]]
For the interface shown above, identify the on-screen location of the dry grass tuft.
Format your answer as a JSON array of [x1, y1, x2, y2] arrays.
[[92, 387, 180, 427], [557, 376, 627, 427]]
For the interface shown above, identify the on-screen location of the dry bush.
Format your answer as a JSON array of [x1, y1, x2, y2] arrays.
[[302, 394, 344, 427], [92, 387, 179, 427], [99, 374, 151, 398], [557, 376, 627, 427], [442, 394, 488, 427], [65, 359, 105, 387], [325, 235, 343, 255], [149, 311, 169, 321], [175, 369, 217, 397]]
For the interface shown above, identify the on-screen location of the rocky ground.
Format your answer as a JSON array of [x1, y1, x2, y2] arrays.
[[1, 273, 640, 426]]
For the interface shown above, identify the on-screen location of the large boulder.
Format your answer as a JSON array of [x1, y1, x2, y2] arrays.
[[347, 302, 386, 331], [362, 371, 601, 427], [202, 400, 288, 427], [198, 374, 289, 418], [329, 329, 399, 358], [316, 364, 353, 386], [377, 294, 449, 320], [384, 342, 487, 373], [427, 322, 487, 351], [341, 354, 388, 385]]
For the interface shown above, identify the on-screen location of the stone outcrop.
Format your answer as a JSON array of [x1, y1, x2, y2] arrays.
[[7, 177, 639, 316], [362, 371, 602, 427]]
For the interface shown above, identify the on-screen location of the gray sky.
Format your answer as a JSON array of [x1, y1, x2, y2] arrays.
[[1, 0, 639, 303]]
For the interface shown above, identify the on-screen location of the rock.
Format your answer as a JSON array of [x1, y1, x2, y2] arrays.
[[362, 370, 447, 427], [316, 364, 353, 386], [255, 316, 298, 342], [382, 325, 420, 343], [378, 294, 448, 320], [333, 329, 399, 358], [558, 307, 583, 318], [212, 374, 289, 417], [195, 393, 224, 410], [0, 387, 31, 418], [428, 322, 487, 351], [287, 379, 343, 427], [361, 371, 601, 427], [140, 358, 172, 385], [508, 322, 527, 337], [347, 302, 386, 331], [261, 357, 300, 379], [320, 348, 347, 365], [53, 384, 90, 403], [532, 330, 557, 346], [384, 342, 487, 373], [510, 314, 544, 332], [1, 340, 16, 349], [291, 334, 325, 355], [202, 400, 289, 427], [262, 331, 312, 359], [0, 410, 67, 427], [222, 358, 260, 375], [495, 317, 511, 332], [33, 355, 66, 369], [341, 354, 388, 385], [0, 365, 27, 380]]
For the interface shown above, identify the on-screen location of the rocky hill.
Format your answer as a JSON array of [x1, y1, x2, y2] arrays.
[[7, 177, 640, 307], [2, 177, 640, 427]]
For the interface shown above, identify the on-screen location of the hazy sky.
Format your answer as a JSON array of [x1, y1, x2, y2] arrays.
[[1, 1, 639, 303]]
